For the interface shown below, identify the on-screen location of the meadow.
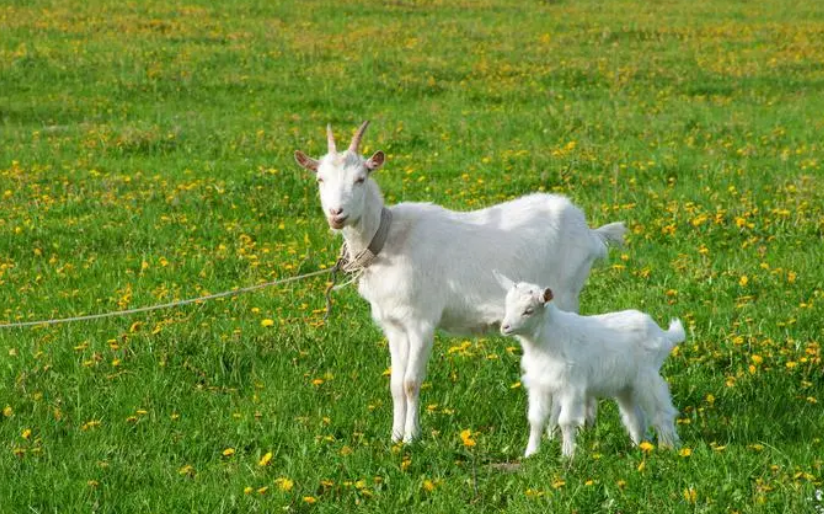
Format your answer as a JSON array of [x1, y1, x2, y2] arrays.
[[1, 0, 823, 511]]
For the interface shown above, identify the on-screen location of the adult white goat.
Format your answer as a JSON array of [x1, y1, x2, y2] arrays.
[[496, 273, 684, 458], [294, 121, 626, 443]]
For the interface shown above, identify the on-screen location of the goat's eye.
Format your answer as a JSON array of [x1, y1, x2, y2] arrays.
[[354, 176, 366, 185], [317, 177, 324, 184], [523, 308, 534, 316]]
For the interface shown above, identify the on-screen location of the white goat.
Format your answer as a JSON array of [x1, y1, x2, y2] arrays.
[[495, 272, 684, 458], [294, 121, 626, 443]]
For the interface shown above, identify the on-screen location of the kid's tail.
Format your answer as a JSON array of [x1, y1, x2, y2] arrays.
[[665, 319, 686, 351], [594, 222, 626, 247]]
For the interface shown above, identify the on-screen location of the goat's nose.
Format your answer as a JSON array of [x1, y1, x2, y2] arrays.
[[328, 207, 343, 216]]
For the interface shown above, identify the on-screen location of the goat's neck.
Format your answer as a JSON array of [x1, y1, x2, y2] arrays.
[[529, 306, 565, 355], [341, 180, 385, 256]]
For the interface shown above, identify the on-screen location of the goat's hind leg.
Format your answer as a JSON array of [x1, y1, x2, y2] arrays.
[[615, 390, 646, 446], [585, 396, 598, 428], [647, 374, 680, 449]]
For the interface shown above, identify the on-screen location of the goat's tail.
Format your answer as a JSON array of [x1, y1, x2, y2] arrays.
[[664, 319, 686, 351], [594, 222, 626, 247]]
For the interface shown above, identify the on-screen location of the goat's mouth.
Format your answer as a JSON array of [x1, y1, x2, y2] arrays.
[[328, 216, 349, 229]]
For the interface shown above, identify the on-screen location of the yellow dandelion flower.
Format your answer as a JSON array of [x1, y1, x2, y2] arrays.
[[222, 448, 235, 457], [639, 441, 655, 453], [21, 429, 31, 439], [679, 448, 692, 457], [258, 452, 273, 466], [460, 429, 476, 448], [81, 420, 101, 431], [257, 486, 268, 495], [751, 354, 763, 365], [243, 486, 253, 495], [261, 319, 275, 327], [303, 496, 317, 504], [178, 464, 195, 476], [683, 488, 697, 503], [2, 406, 12, 417], [739, 275, 749, 287], [275, 477, 294, 492], [422, 479, 436, 492], [510, 381, 522, 389]]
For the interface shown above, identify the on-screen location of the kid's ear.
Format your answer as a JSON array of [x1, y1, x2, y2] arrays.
[[493, 270, 515, 291], [294, 150, 319, 173], [365, 151, 385, 173], [541, 288, 553, 304]]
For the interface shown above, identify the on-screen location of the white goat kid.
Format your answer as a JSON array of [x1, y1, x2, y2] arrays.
[[496, 272, 684, 458], [295, 121, 626, 443]]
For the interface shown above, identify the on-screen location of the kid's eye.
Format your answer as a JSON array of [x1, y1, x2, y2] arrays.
[[523, 308, 534, 316], [354, 176, 366, 184], [317, 177, 324, 184]]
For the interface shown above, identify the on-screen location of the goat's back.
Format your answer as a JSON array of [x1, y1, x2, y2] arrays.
[[361, 193, 606, 333]]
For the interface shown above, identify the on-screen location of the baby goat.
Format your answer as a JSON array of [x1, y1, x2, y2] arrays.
[[495, 272, 684, 458]]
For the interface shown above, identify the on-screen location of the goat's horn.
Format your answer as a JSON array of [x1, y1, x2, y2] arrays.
[[326, 124, 336, 154], [348, 120, 370, 153]]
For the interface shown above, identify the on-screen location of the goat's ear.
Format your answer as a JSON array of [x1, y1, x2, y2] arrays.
[[294, 150, 319, 173], [493, 270, 515, 291], [541, 288, 554, 304], [365, 151, 385, 173]]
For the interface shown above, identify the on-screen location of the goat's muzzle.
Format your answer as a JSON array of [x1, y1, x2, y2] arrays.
[[328, 216, 348, 229]]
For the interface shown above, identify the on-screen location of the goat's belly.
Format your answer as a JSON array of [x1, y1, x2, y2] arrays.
[[438, 319, 500, 337], [438, 305, 501, 336]]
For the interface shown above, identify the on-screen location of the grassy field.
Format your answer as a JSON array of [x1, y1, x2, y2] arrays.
[[1, 0, 823, 511]]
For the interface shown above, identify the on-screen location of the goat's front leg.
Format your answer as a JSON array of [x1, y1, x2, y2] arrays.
[[557, 390, 587, 459], [383, 323, 410, 443], [526, 388, 552, 457], [545, 394, 561, 440], [401, 321, 435, 443]]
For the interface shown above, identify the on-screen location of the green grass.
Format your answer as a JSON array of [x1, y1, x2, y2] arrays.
[[1, 0, 823, 511]]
